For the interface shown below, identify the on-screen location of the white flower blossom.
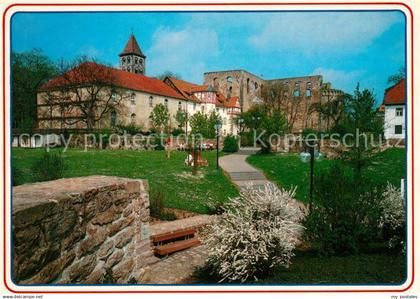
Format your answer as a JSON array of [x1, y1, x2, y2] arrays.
[[205, 183, 305, 282]]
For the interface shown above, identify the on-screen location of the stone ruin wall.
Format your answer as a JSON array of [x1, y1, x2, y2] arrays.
[[12, 176, 157, 284], [204, 71, 344, 133]]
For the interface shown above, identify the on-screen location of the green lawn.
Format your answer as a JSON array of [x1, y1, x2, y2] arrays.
[[12, 148, 239, 214], [247, 148, 406, 202], [260, 251, 406, 285]]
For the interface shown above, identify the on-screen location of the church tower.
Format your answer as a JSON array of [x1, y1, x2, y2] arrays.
[[119, 34, 146, 75]]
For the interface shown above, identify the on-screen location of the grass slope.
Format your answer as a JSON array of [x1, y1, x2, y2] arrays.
[[12, 148, 239, 214], [247, 148, 406, 203]]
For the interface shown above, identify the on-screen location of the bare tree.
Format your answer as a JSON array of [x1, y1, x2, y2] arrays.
[[42, 57, 128, 130], [260, 81, 304, 132]]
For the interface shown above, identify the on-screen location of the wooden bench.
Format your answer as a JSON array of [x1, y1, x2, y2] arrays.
[[152, 228, 201, 256]]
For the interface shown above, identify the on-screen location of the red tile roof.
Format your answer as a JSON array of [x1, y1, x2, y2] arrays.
[[119, 34, 145, 57], [224, 96, 240, 108], [383, 79, 406, 105], [39, 62, 186, 100]]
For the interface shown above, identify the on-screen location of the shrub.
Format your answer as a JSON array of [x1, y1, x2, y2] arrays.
[[12, 166, 23, 186], [149, 186, 177, 221], [204, 184, 304, 282], [378, 183, 405, 251], [304, 163, 383, 256], [30, 150, 67, 182], [116, 123, 143, 135], [171, 128, 185, 136], [222, 135, 239, 153]]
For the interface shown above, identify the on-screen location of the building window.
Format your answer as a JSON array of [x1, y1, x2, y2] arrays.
[[228, 86, 233, 98], [131, 93, 136, 105], [131, 113, 136, 124], [246, 78, 250, 93], [254, 82, 258, 90], [396, 107, 403, 117], [149, 96, 153, 107], [201, 105, 205, 112], [306, 89, 312, 97], [164, 99, 168, 108], [111, 111, 117, 127], [216, 108, 219, 113], [193, 103, 196, 110], [213, 77, 218, 87], [227, 76, 233, 83], [127, 57, 131, 63], [135, 57, 138, 63], [293, 90, 300, 97], [178, 101, 182, 110], [395, 125, 403, 134]]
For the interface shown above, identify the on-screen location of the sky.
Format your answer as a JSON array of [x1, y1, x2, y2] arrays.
[[11, 11, 406, 105]]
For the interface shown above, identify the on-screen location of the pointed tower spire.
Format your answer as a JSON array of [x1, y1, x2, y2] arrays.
[[119, 34, 146, 75]]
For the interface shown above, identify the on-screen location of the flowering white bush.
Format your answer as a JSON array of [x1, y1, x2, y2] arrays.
[[204, 183, 305, 282], [378, 182, 405, 250]]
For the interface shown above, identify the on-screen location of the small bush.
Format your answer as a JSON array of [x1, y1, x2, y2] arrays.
[[117, 123, 143, 135], [203, 184, 304, 282], [304, 164, 383, 256], [12, 166, 23, 186], [152, 135, 165, 151], [222, 135, 239, 153], [149, 186, 177, 221], [171, 128, 185, 136], [31, 150, 67, 182], [379, 183, 405, 252]]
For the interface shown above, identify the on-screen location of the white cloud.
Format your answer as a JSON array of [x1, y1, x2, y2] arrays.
[[311, 67, 363, 92], [147, 24, 219, 83], [249, 12, 401, 56]]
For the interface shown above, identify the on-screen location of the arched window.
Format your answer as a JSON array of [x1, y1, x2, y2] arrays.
[[213, 77, 218, 87], [227, 76, 233, 83], [127, 57, 131, 63], [254, 82, 259, 90], [111, 111, 117, 127], [149, 96, 153, 107], [306, 82, 312, 98], [178, 101, 182, 110], [131, 93, 136, 105], [246, 78, 250, 93], [164, 98, 168, 108]]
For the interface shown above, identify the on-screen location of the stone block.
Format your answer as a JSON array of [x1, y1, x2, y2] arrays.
[[67, 254, 97, 282], [114, 227, 134, 248], [98, 239, 114, 260], [112, 257, 134, 283], [125, 180, 141, 194], [20, 250, 75, 284], [91, 207, 121, 225], [77, 225, 107, 257], [105, 249, 124, 269], [106, 213, 134, 237]]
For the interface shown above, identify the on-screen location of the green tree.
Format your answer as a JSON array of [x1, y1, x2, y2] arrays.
[[190, 112, 209, 137], [157, 71, 182, 80], [12, 49, 57, 131], [387, 67, 405, 85], [189, 111, 221, 138], [149, 103, 170, 133], [339, 85, 383, 179], [175, 110, 188, 130], [239, 105, 286, 153], [207, 111, 222, 139]]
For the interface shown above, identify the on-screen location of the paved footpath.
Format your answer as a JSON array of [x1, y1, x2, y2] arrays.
[[219, 148, 271, 189], [220, 148, 307, 211]]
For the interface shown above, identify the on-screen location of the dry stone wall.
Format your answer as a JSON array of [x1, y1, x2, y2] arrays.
[[12, 176, 157, 284]]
